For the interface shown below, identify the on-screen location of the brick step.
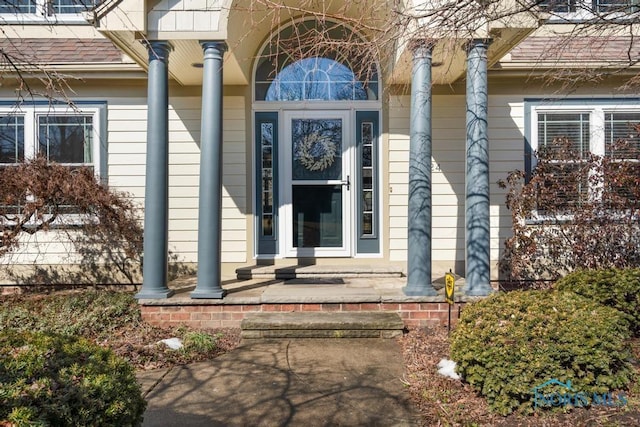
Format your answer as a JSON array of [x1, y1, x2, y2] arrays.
[[240, 312, 405, 339], [236, 265, 404, 280]]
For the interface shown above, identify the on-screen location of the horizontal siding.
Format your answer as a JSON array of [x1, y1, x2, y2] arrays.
[[2, 87, 527, 278], [2, 95, 247, 269], [387, 95, 524, 275]]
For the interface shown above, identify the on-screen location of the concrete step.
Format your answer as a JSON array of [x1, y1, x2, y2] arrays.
[[240, 312, 405, 339], [236, 265, 404, 280]]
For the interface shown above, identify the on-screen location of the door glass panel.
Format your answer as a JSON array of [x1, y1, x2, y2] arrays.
[[292, 118, 342, 180], [293, 185, 343, 248]]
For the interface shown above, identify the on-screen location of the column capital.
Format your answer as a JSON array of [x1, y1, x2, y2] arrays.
[[200, 40, 228, 59], [142, 40, 173, 63], [465, 38, 492, 53], [409, 39, 436, 59]]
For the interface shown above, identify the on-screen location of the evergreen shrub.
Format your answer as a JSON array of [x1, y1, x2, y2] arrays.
[[555, 268, 640, 336], [450, 290, 633, 415], [0, 330, 146, 426]]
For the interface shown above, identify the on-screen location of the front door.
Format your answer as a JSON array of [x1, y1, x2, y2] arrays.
[[283, 110, 352, 257]]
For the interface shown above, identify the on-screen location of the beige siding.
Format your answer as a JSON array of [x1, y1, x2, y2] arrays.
[[1, 94, 247, 268], [388, 94, 524, 277]]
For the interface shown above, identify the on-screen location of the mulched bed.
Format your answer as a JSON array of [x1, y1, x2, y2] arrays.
[[104, 325, 242, 371], [399, 326, 640, 426]]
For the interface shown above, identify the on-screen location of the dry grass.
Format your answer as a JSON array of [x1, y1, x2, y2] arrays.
[[0, 290, 242, 371], [399, 326, 640, 426]]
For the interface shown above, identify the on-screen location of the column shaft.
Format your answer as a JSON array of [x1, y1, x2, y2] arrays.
[[404, 42, 438, 296], [192, 41, 227, 299], [465, 39, 493, 296], [136, 41, 173, 299]]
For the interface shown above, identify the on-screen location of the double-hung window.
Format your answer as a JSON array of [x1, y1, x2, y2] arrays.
[[539, 0, 640, 19], [0, 103, 105, 216], [528, 101, 640, 210], [0, 0, 101, 23]]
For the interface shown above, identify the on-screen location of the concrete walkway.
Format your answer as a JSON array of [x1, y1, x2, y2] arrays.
[[137, 339, 421, 426]]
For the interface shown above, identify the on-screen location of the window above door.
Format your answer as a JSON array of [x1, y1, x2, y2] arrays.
[[254, 19, 379, 102]]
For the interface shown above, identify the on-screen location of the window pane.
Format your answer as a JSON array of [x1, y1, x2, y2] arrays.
[[537, 112, 590, 158], [360, 120, 375, 237], [605, 112, 640, 158], [38, 115, 93, 164], [0, 0, 37, 14], [255, 20, 378, 102], [49, 0, 99, 14], [536, 112, 590, 208], [292, 118, 342, 181], [0, 115, 24, 164], [538, 0, 577, 12], [595, 0, 639, 13], [537, 163, 589, 209], [261, 122, 274, 236], [604, 112, 640, 205]]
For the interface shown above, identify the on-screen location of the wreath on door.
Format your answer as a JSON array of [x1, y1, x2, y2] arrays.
[[298, 131, 337, 171]]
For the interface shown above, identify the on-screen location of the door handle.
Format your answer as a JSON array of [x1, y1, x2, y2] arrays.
[[342, 175, 350, 191]]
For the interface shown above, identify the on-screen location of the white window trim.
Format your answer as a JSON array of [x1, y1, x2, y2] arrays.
[[1, 104, 102, 176], [531, 104, 640, 167], [544, 0, 640, 22], [0, 0, 92, 24], [529, 103, 640, 222], [0, 103, 105, 227]]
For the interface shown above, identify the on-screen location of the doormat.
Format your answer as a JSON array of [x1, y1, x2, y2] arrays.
[[284, 278, 345, 285]]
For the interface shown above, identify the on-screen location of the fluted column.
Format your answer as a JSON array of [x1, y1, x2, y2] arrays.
[[404, 41, 438, 296], [192, 41, 227, 299], [465, 39, 493, 296], [136, 41, 173, 299]]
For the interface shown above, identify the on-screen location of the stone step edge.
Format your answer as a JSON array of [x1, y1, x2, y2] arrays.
[[241, 329, 403, 339], [237, 272, 404, 279], [241, 312, 404, 331]]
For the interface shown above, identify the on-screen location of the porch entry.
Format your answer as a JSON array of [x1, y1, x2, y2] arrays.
[[284, 110, 350, 257], [253, 20, 381, 259], [255, 110, 379, 258]]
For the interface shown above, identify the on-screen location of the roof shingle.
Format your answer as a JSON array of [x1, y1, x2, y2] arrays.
[[0, 38, 125, 64]]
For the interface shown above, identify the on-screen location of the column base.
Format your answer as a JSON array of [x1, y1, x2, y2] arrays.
[[464, 283, 493, 296], [134, 289, 174, 299], [403, 284, 439, 297], [191, 289, 227, 299]]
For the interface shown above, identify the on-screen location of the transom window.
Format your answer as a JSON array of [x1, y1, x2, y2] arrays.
[[254, 20, 379, 102]]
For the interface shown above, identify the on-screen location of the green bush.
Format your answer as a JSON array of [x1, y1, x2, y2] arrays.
[[0, 291, 143, 340], [0, 330, 146, 426], [555, 268, 640, 336], [450, 290, 634, 415]]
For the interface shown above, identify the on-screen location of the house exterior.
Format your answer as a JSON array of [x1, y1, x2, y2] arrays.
[[1, 1, 639, 301]]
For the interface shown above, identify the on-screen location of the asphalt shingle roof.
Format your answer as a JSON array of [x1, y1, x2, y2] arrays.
[[510, 36, 640, 64], [0, 38, 124, 64]]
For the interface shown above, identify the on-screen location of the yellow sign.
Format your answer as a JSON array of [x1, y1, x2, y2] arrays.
[[445, 272, 455, 305]]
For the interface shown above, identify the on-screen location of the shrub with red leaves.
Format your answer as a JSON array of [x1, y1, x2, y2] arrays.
[[0, 156, 143, 284], [499, 132, 640, 284]]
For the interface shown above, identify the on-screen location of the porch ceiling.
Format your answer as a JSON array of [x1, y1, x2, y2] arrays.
[[96, 0, 539, 87], [100, 32, 248, 86], [388, 27, 538, 85]]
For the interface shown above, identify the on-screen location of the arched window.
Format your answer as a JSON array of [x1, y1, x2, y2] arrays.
[[254, 20, 378, 102]]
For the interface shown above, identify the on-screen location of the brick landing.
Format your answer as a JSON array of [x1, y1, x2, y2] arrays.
[[139, 276, 476, 330]]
